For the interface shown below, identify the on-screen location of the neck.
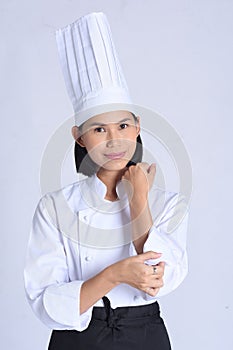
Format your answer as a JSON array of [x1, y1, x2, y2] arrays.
[[96, 167, 127, 199]]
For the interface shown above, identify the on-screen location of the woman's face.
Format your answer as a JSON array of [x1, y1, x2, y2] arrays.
[[73, 110, 140, 171]]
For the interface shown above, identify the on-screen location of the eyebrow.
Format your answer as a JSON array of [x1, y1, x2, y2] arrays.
[[88, 118, 132, 127]]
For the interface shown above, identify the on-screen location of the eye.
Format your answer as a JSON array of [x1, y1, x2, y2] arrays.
[[94, 127, 105, 133], [120, 123, 128, 129]]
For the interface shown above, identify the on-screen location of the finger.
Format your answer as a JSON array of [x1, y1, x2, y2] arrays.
[[149, 265, 164, 277], [133, 162, 148, 175], [138, 162, 155, 175], [147, 163, 156, 174], [145, 287, 159, 296], [139, 263, 162, 278], [156, 262, 165, 275], [150, 278, 164, 289], [145, 286, 161, 296], [157, 261, 165, 269]]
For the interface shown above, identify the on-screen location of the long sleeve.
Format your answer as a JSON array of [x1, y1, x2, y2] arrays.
[[129, 191, 189, 299], [23, 196, 94, 331]]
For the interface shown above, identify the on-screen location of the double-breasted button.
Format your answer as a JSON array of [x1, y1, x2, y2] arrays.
[[85, 255, 93, 262]]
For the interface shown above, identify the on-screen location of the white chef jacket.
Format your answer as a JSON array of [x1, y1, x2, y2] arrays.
[[24, 173, 189, 332]]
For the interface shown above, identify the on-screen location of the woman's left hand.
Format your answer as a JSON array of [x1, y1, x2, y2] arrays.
[[122, 163, 156, 250], [122, 162, 156, 201]]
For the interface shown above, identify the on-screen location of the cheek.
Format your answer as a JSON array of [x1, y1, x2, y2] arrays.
[[124, 138, 137, 150], [86, 138, 104, 151], [83, 134, 100, 149], [85, 141, 105, 162]]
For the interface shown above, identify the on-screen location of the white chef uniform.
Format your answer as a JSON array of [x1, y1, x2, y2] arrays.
[[24, 172, 189, 332]]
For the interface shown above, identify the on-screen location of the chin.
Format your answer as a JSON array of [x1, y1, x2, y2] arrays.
[[101, 158, 129, 171]]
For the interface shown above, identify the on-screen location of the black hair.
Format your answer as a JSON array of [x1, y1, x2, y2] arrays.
[[74, 113, 143, 176]]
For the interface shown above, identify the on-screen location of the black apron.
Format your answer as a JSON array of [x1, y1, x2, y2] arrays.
[[48, 296, 171, 350]]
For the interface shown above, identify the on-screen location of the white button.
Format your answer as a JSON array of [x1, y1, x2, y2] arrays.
[[134, 295, 139, 301], [85, 256, 93, 262], [83, 215, 88, 222]]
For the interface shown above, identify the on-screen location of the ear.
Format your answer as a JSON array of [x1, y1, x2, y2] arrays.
[[135, 116, 141, 136], [71, 126, 86, 148]]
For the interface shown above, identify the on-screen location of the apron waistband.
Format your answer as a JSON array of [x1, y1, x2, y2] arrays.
[[91, 296, 161, 329]]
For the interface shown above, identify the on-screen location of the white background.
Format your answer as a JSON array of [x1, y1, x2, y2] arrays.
[[1, 0, 233, 349]]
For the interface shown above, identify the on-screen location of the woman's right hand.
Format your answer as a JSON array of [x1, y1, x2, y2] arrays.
[[107, 251, 165, 297], [80, 251, 164, 314]]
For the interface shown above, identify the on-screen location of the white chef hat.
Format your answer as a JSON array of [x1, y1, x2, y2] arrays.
[[56, 12, 135, 126]]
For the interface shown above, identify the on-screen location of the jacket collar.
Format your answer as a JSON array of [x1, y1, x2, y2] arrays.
[[93, 173, 127, 201], [79, 173, 128, 212]]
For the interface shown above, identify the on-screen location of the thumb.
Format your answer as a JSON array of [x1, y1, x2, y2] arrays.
[[139, 251, 162, 261]]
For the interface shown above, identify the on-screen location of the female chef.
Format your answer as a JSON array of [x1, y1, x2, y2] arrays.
[[24, 12, 189, 350]]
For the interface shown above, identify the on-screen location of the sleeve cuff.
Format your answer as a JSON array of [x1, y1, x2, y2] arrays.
[[143, 225, 183, 266], [129, 222, 188, 301], [43, 280, 93, 331], [128, 225, 182, 265]]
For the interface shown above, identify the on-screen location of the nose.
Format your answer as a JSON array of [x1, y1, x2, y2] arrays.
[[106, 128, 121, 148]]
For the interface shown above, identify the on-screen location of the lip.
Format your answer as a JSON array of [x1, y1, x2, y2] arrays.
[[104, 152, 126, 160]]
